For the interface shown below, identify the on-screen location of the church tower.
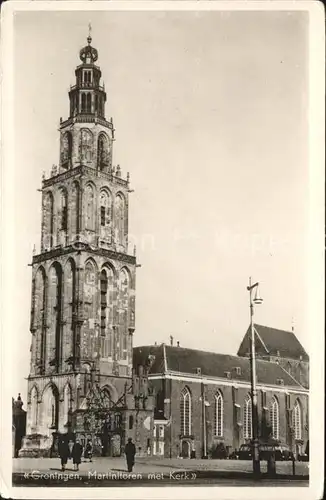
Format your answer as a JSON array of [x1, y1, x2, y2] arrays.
[[20, 33, 141, 456]]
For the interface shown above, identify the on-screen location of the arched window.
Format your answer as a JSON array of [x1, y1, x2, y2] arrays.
[[214, 390, 224, 437], [63, 384, 71, 426], [70, 182, 80, 238], [34, 267, 46, 371], [269, 396, 279, 440], [48, 264, 63, 370], [84, 260, 97, 357], [180, 387, 192, 436], [99, 190, 111, 240], [97, 134, 110, 171], [79, 129, 93, 163], [31, 387, 38, 428], [95, 94, 98, 113], [42, 191, 53, 250], [117, 269, 129, 360], [115, 194, 125, 246], [85, 184, 95, 230], [292, 399, 302, 440], [57, 189, 68, 245], [42, 385, 59, 431], [101, 388, 114, 409], [61, 132, 72, 166], [243, 394, 252, 439], [63, 260, 75, 362]]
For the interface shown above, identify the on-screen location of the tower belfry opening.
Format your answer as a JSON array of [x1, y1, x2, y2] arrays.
[[20, 34, 154, 458]]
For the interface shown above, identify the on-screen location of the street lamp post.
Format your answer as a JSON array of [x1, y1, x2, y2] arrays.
[[247, 277, 263, 479]]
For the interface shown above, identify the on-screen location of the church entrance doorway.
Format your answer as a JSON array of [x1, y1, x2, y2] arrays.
[[181, 440, 190, 458]]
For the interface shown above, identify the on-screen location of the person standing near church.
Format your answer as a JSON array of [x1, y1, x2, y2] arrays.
[[58, 437, 70, 472], [71, 439, 83, 471], [125, 438, 136, 473]]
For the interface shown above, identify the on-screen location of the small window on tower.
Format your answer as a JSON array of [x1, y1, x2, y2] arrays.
[[100, 206, 106, 226], [62, 206, 68, 231]]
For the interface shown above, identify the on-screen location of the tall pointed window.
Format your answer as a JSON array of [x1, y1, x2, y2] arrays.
[[61, 132, 72, 167], [48, 264, 63, 370], [34, 267, 46, 372], [292, 399, 302, 440], [117, 269, 129, 360], [63, 384, 71, 426], [79, 129, 93, 163], [115, 194, 125, 246], [70, 182, 80, 238], [269, 396, 279, 440], [63, 259, 75, 363], [42, 191, 54, 250], [99, 190, 111, 240], [84, 260, 97, 357], [180, 387, 192, 436], [30, 387, 38, 429], [243, 393, 252, 439], [97, 134, 110, 171], [214, 390, 224, 437], [85, 184, 95, 231]]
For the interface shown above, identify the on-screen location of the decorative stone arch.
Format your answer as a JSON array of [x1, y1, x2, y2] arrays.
[[28, 384, 40, 404], [47, 262, 64, 369], [29, 385, 39, 430], [56, 186, 68, 245], [41, 382, 60, 432], [99, 188, 112, 239], [84, 182, 96, 231], [114, 192, 127, 246], [97, 132, 110, 171], [70, 180, 80, 238], [62, 258, 76, 366], [42, 190, 54, 250], [61, 131, 73, 165], [99, 264, 116, 358], [62, 382, 73, 427], [100, 383, 118, 405], [32, 266, 47, 372]]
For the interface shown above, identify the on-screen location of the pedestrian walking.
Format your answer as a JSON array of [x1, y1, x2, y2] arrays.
[[71, 439, 83, 471], [58, 437, 70, 472], [125, 438, 136, 473], [84, 439, 93, 462]]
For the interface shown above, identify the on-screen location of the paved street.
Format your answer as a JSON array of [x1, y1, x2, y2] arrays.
[[12, 457, 309, 487]]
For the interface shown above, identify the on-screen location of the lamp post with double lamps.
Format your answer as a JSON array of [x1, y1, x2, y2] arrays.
[[247, 277, 263, 479]]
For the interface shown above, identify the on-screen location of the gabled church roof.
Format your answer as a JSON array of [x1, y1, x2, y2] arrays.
[[133, 344, 305, 389], [237, 324, 309, 361]]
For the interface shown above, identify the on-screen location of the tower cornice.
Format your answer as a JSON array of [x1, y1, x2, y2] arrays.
[[32, 245, 136, 266]]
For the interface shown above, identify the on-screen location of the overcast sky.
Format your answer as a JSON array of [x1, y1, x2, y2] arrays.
[[12, 9, 309, 401]]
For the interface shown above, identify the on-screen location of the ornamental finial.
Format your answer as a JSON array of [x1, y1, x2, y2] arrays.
[[87, 23, 92, 45]]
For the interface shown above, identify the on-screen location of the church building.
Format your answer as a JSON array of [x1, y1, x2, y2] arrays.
[[19, 36, 309, 462], [133, 326, 309, 460], [20, 34, 154, 458]]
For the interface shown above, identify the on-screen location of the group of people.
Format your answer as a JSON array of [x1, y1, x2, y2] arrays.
[[58, 438, 93, 471], [58, 437, 136, 473]]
